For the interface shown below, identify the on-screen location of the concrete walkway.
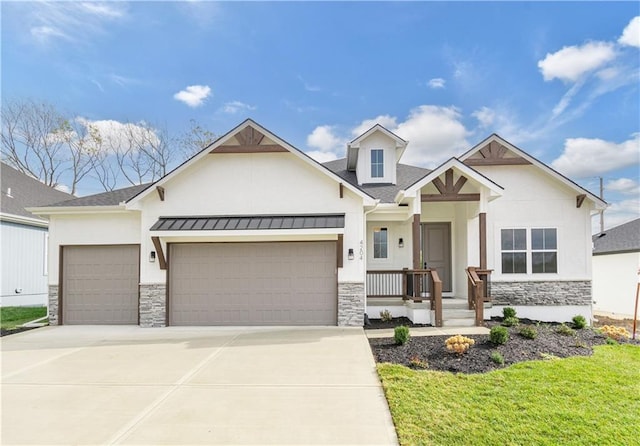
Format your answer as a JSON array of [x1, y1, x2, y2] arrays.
[[365, 325, 490, 339], [1, 326, 398, 445]]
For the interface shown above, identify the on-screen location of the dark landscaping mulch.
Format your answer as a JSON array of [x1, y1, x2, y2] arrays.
[[0, 326, 42, 337], [369, 319, 640, 374], [365, 316, 431, 330]]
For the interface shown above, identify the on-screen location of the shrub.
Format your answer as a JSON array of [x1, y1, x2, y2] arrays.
[[490, 326, 509, 345], [519, 325, 538, 339], [409, 355, 429, 369], [503, 307, 517, 319], [394, 325, 410, 345], [502, 316, 520, 327], [599, 325, 630, 341], [379, 309, 393, 322], [490, 351, 504, 365], [572, 315, 587, 329], [606, 337, 619, 345], [445, 334, 475, 355], [556, 324, 575, 336]]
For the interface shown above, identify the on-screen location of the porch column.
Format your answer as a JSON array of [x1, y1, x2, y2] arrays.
[[412, 214, 421, 269], [479, 212, 487, 269]]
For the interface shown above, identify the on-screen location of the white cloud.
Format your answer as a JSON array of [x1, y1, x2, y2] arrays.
[[76, 118, 160, 152], [619, 16, 640, 48], [222, 101, 256, 114], [472, 107, 495, 128], [427, 78, 446, 89], [606, 178, 640, 196], [551, 134, 640, 178], [538, 41, 616, 82], [351, 115, 398, 138], [26, 1, 128, 45], [54, 184, 71, 194], [550, 81, 584, 119], [173, 85, 212, 107], [306, 151, 338, 163], [596, 197, 640, 233], [307, 125, 344, 153]]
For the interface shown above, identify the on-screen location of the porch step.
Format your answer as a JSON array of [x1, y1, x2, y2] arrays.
[[441, 299, 469, 310], [442, 309, 475, 319], [443, 318, 477, 327]]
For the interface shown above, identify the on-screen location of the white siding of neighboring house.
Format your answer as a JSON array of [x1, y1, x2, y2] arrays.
[[593, 251, 640, 319], [47, 212, 142, 284], [1, 221, 48, 306], [474, 165, 594, 282], [135, 152, 365, 286]]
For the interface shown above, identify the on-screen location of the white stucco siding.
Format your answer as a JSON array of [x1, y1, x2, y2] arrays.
[[476, 165, 593, 282], [365, 220, 413, 270], [1, 222, 48, 306], [356, 133, 397, 185], [47, 212, 141, 284], [593, 251, 640, 318], [138, 152, 365, 284]]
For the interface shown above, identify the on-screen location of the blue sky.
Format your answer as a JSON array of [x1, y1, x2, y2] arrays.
[[2, 1, 639, 231]]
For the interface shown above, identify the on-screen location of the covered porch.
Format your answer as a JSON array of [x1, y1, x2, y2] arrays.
[[365, 159, 503, 327]]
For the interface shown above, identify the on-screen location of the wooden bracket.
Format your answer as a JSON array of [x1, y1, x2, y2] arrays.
[[151, 236, 167, 270], [156, 186, 165, 201], [339, 183, 344, 199], [576, 194, 586, 208]]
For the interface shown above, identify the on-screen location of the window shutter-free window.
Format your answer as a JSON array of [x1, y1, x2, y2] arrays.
[[371, 149, 384, 178], [373, 227, 388, 259], [501, 229, 527, 274], [532, 228, 557, 273]]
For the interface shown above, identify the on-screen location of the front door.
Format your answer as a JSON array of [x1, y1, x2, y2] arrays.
[[422, 223, 452, 293]]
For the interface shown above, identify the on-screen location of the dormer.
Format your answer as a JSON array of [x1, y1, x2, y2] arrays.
[[347, 124, 408, 185]]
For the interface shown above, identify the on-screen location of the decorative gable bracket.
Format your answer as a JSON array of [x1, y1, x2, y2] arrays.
[[211, 126, 287, 154], [421, 169, 480, 202]]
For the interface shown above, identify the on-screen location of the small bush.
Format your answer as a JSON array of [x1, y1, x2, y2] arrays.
[[379, 309, 393, 322], [556, 324, 575, 336], [490, 326, 509, 345], [394, 325, 410, 345], [490, 351, 504, 365], [503, 307, 517, 319], [606, 337, 619, 345], [502, 316, 520, 327], [445, 334, 475, 355], [599, 325, 630, 341], [572, 315, 587, 329], [409, 355, 429, 369], [519, 325, 538, 339]]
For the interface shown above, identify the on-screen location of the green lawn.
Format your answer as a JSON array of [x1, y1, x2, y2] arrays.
[[0, 306, 47, 329], [378, 345, 640, 446]]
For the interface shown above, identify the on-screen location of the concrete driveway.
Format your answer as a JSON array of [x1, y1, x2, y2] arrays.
[[1, 326, 398, 445]]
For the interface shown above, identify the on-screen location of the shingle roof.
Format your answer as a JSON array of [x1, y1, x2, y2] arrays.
[[593, 218, 640, 255], [47, 183, 151, 207], [151, 214, 345, 231], [1, 162, 74, 223], [322, 158, 431, 203]]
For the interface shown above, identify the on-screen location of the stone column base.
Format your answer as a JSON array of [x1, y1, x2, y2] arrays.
[[338, 282, 365, 326], [139, 283, 167, 327], [48, 285, 59, 325], [491, 280, 591, 306]]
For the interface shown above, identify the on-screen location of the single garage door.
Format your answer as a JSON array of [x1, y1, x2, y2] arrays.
[[62, 245, 139, 325], [169, 242, 337, 325]]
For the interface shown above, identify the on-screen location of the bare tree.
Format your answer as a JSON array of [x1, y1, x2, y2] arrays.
[[54, 119, 101, 195], [177, 119, 216, 159], [1, 99, 69, 188]]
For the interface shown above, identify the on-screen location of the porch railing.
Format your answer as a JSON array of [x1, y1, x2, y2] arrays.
[[366, 269, 443, 327], [466, 266, 492, 326]]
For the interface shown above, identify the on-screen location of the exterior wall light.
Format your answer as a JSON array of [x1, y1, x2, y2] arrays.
[[149, 251, 156, 262], [398, 238, 404, 248], [348, 248, 354, 260]]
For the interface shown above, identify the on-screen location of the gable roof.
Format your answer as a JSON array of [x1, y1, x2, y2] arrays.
[[126, 119, 376, 206], [346, 124, 408, 171], [593, 218, 640, 255], [1, 162, 74, 225], [399, 157, 504, 200], [460, 134, 606, 210], [45, 184, 150, 208], [323, 158, 430, 203]]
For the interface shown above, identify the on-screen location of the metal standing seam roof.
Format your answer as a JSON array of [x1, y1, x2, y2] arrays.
[[150, 214, 345, 231]]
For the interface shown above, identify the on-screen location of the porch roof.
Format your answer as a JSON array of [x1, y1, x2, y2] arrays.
[[150, 213, 345, 231]]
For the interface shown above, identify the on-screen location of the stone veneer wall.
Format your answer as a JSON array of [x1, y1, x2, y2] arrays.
[[338, 282, 365, 326], [139, 283, 167, 327], [491, 281, 591, 306], [48, 285, 59, 325]]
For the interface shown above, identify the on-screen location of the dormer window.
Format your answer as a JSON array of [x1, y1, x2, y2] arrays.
[[371, 149, 384, 178]]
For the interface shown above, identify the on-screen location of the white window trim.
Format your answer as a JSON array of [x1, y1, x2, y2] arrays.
[[498, 227, 560, 276], [373, 226, 388, 259], [371, 149, 384, 179]]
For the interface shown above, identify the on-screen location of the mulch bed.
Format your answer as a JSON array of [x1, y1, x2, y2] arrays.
[[0, 326, 42, 337], [365, 316, 430, 329], [368, 318, 640, 374]]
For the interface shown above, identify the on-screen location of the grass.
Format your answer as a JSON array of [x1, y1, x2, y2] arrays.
[[378, 345, 640, 446], [0, 306, 47, 329]]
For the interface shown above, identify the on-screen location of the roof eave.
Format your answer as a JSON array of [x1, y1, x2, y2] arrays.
[[26, 204, 129, 216], [0, 212, 48, 228]]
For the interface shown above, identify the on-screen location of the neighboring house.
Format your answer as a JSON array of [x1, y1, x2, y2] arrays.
[[29, 120, 605, 327], [1, 162, 73, 307], [592, 218, 640, 319]]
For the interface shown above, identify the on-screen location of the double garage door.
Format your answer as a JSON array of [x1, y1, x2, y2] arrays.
[[61, 242, 337, 326]]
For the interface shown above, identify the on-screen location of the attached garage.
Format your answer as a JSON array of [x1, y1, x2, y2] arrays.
[[168, 241, 337, 326], [61, 245, 139, 325]]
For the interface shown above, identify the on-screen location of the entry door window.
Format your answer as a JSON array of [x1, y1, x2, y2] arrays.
[[373, 227, 388, 258]]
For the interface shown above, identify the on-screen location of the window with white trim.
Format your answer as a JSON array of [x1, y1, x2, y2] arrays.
[[371, 149, 384, 178], [373, 227, 388, 259], [531, 228, 557, 273], [501, 229, 527, 274]]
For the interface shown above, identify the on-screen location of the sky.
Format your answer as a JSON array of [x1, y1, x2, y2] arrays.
[[2, 1, 639, 232]]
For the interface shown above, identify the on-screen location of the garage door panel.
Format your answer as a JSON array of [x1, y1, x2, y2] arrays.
[[62, 245, 139, 325], [170, 242, 337, 326]]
